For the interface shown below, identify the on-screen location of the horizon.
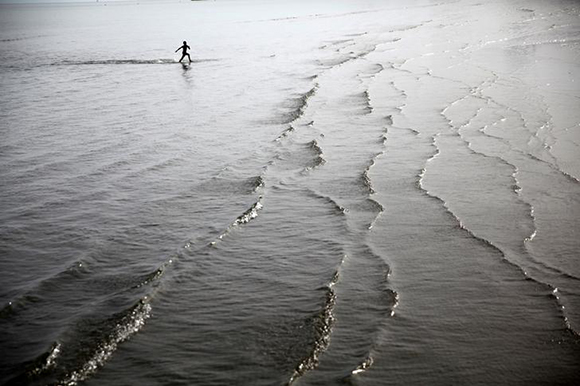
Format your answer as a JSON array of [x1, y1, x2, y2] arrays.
[[0, 0, 197, 4]]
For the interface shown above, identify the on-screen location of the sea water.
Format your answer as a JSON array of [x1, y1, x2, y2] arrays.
[[1, 0, 579, 385]]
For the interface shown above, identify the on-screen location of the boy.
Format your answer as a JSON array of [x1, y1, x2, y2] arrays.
[[175, 41, 191, 63]]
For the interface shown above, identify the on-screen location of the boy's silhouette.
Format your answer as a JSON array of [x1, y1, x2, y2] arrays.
[[176, 41, 191, 63]]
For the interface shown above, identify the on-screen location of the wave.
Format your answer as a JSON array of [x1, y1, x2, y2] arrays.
[[33, 341, 61, 376], [305, 140, 326, 170], [0, 263, 165, 385], [418, 134, 580, 337], [388, 23, 428, 34], [275, 125, 296, 142], [319, 43, 378, 69], [360, 90, 373, 114], [0, 258, 90, 319], [360, 154, 384, 197], [295, 245, 396, 383], [188, 174, 266, 198], [334, 247, 397, 381], [0, 260, 165, 321], [450, 112, 540, 236], [444, 91, 580, 286], [132, 265, 166, 289], [287, 269, 340, 385], [245, 9, 376, 24], [316, 34, 378, 69], [280, 86, 318, 125], [0, 34, 47, 43], [346, 290, 398, 380], [2, 191, 264, 384], [378, 37, 402, 48], [2, 341, 61, 385], [248, 175, 265, 192], [316, 54, 352, 68], [361, 167, 375, 195], [233, 198, 263, 226], [58, 298, 151, 386], [319, 38, 354, 50], [463, 83, 580, 183], [351, 356, 373, 375], [440, 96, 538, 237], [3, 296, 152, 386], [52, 58, 219, 66], [304, 189, 348, 217], [480, 120, 580, 184], [209, 197, 264, 247], [364, 198, 385, 230]]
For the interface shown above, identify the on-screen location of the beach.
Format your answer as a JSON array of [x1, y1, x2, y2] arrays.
[[1, 0, 579, 384]]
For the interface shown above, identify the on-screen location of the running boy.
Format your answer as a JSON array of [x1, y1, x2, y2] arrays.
[[175, 41, 191, 63]]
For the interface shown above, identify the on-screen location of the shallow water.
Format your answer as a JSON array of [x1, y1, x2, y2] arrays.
[[1, 0, 579, 385]]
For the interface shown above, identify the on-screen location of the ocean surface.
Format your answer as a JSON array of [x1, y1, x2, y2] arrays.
[[1, 0, 579, 385]]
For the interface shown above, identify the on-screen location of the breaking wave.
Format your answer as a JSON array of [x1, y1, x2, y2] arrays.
[[52, 58, 220, 66], [287, 269, 340, 385]]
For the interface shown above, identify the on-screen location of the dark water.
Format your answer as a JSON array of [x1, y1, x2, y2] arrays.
[[1, 0, 579, 385]]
